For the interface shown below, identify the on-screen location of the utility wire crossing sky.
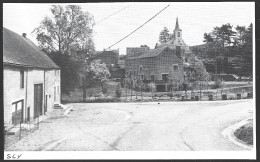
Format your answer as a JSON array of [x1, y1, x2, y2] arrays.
[[3, 2, 254, 54], [106, 4, 170, 50], [93, 5, 130, 27]]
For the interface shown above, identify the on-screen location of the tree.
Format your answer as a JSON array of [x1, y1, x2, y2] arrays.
[[48, 52, 82, 95], [235, 24, 253, 76], [89, 60, 110, 92], [212, 23, 236, 48], [115, 83, 122, 98], [159, 27, 170, 45], [123, 78, 131, 99], [33, 5, 95, 60], [132, 79, 138, 99], [202, 24, 236, 75], [234, 25, 246, 46], [203, 33, 214, 43], [192, 61, 210, 99], [203, 24, 236, 57], [148, 82, 156, 99], [137, 79, 144, 100], [79, 59, 110, 101]]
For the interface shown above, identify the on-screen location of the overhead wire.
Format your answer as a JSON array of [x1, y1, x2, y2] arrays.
[[105, 4, 170, 50], [92, 5, 131, 27]]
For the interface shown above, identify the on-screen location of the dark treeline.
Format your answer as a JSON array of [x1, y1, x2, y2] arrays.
[[190, 23, 253, 77]]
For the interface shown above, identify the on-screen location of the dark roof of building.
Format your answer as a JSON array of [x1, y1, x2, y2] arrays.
[[3, 27, 59, 69], [94, 50, 119, 58], [126, 46, 170, 60]]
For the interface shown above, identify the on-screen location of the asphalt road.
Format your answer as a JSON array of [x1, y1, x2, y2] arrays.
[[49, 99, 253, 151]]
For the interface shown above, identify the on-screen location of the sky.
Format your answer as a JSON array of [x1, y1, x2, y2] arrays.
[[3, 2, 254, 55]]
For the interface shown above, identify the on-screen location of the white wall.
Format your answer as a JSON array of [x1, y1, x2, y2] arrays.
[[4, 65, 61, 126]]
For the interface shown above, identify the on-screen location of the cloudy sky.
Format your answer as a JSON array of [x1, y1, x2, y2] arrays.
[[3, 2, 254, 54]]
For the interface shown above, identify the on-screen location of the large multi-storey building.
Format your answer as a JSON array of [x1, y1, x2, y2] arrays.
[[125, 46, 184, 92], [125, 18, 204, 92]]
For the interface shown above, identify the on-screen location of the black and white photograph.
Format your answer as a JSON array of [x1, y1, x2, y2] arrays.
[[3, 2, 255, 160]]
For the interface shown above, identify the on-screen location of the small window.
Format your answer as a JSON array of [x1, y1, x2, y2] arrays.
[[20, 70, 24, 89], [139, 75, 144, 80], [139, 66, 143, 71], [151, 75, 155, 81], [178, 32, 180, 37], [173, 65, 179, 70]]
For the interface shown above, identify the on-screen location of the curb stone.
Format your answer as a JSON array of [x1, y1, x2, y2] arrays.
[[222, 117, 253, 150]]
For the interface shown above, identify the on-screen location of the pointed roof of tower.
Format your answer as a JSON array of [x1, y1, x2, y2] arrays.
[[175, 17, 180, 30]]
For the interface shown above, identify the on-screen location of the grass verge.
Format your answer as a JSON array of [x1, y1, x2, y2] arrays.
[[234, 120, 253, 145]]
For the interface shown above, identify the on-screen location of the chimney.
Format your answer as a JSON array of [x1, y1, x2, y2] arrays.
[[22, 33, 27, 38]]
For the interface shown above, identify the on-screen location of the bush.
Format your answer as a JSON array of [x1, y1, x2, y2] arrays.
[[167, 93, 174, 98], [88, 89, 95, 97], [102, 87, 108, 94], [234, 122, 253, 145], [212, 80, 222, 89]]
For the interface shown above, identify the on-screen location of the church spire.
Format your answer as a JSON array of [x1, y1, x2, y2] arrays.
[[175, 17, 180, 30]]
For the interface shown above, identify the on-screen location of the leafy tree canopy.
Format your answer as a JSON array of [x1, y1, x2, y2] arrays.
[[33, 5, 95, 60], [159, 27, 170, 45]]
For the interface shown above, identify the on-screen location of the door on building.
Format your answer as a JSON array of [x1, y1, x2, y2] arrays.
[[162, 74, 169, 82], [34, 84, 43, 118], [151, 75, 155, 82], [12, 100, 24, 125]]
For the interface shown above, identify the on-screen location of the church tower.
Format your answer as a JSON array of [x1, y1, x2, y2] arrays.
[[156, 17, 187, 49], [171, 17, 185, 47], [173, 17, 182, 41]]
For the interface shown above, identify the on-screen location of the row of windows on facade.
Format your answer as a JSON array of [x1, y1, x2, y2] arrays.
[[127, 64, 179, 70], [126, 59, 179, 66], [126, 64, 179, 77], [126, 73, 173, 82], [20, 70, 60, 89]]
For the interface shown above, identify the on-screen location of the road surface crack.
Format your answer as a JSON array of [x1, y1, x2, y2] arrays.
[[179, 127, 195, 151], [111, 122, 139, 149]]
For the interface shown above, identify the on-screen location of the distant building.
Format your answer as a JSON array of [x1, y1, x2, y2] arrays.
[[155, 17, 194, 63], [110, 55, 126, 80], [125, 47, 184, 92], [3, 28, 60, 127], [90, 49, 119, 67], [117, 60, 125, 69], [125, 18, 205, 91], [126, 46, 150, 58]]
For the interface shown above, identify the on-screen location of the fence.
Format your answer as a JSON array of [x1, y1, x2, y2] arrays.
[[4, 116, 40, 149], [119, 86, 253, 102]]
